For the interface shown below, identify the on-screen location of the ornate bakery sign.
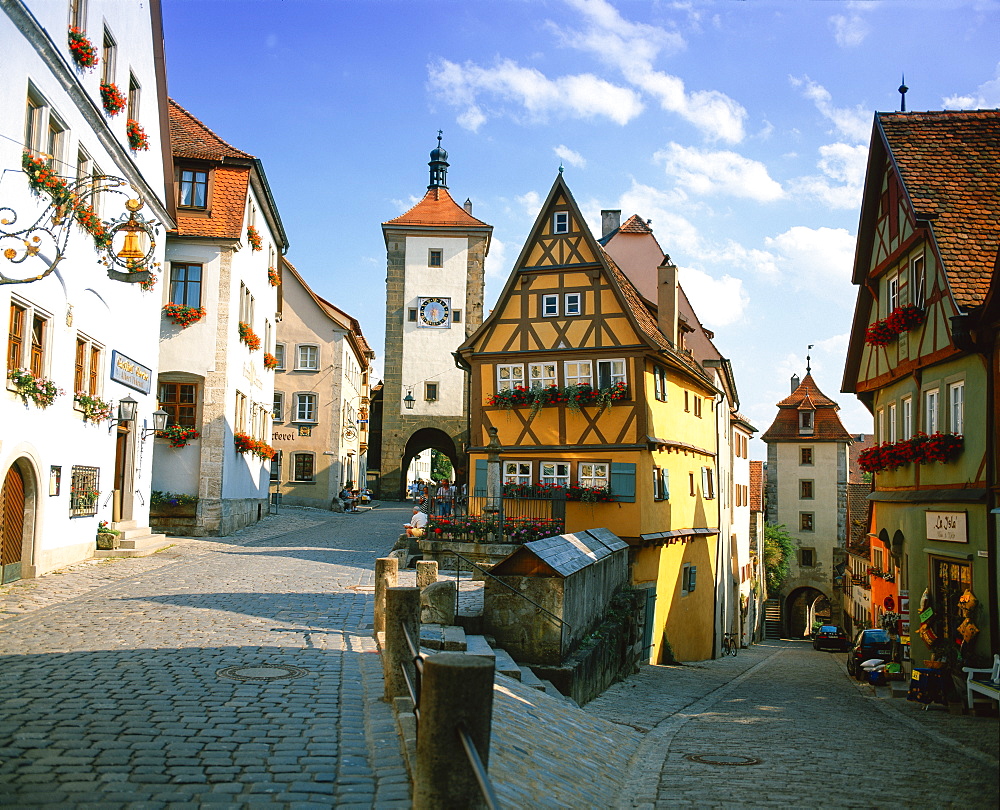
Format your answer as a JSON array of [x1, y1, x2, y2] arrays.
[[925, 511, 967, 543]]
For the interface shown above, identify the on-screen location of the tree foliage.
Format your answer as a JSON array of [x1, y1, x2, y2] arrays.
[[431, 449, 453, 482], [763, 522, 796, 595]]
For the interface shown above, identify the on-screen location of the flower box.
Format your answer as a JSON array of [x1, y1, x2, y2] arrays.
[[96, 532, 120, 550], [74, 393, 113, 423], [267, 266, 280, 286], [127, 119, 150, 151], [857, 432, 963, 472], [488, 382, 629, 413], [8, 368, 62, 408], [163, 303, 206, 328], [68, 27, 98, 69], [238, 321, 261, 351], [865, 305, 925, 346], [155, 425, 200, 448], [100, 82, 126, 116], [246, 225, 263, 251], [234, 431, 276, 460]]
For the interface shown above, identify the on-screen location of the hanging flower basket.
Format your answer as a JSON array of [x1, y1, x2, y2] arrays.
[[139, 272, 158, 292], [155, 425, 201, 448], [126, 119, 150, 151], [22, 151, 111, 250], [263, 352, 279, 370], [67, 27, 98, 69], [865, 305, 925, 346], [238, 321, 261, 351], [234, 431, 277, 460], [267, 266, 280, 286], [246, 225, 263, 251], [100, 82, 126, 116], [8, 369, 62, 408], [163, 303, 206, 328], [74, 392, 114, 423]]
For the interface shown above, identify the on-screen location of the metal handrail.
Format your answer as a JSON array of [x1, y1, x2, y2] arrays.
[[399, 622, 423, 720], [457, 722, 501, 810], [439, 548, 571, 660]]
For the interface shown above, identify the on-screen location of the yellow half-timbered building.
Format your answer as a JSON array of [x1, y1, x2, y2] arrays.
[[457, 174, 722, 662]]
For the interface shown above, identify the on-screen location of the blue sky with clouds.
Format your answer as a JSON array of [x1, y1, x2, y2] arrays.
[[163, 0, 1000, 457]]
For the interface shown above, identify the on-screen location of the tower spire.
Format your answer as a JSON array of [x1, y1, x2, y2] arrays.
[[899, 75, 908, 112], [428, 131, 449, 189], [806, 344, 814, 375]]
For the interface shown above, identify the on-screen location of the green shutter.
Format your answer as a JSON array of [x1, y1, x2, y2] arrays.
[[610, 462, 636, 502], [663, 468, 669, 500], [474, 459, 488, 496]]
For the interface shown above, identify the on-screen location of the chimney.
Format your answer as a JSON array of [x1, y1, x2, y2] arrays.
[[601, 209, 621, 239], [790, 374, 800, 394], [464, 198, 473, 214], [657, 254, 678, 347]]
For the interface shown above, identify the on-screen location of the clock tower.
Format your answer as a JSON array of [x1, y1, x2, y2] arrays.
[[378, 137, 493, 498]]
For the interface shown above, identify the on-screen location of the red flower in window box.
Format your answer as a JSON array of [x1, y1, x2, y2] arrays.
[[246, 225, 263, 251], [163, 303, 206, 328], [67, 27, 98, 69], [155, 425, 201, 448], [234, 431, 276, 460], [238, 321, 261, 351], [267, 266, 280, 286], [865, 306, 925, 346], [126, 119, 150, 151], [100, 82, 126, 116], [263, 352, 279, 370]]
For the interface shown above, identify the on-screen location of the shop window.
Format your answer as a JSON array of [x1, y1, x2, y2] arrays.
[[930, 558, 972, 647], [293, 453, 315, 483]]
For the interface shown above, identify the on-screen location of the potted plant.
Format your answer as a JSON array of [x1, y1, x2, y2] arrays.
[[96, 520, 121, 550], [67, 27, 98, 69], [267, 266, 280, 286], [246, 225, 263, 251], [74, 392, 114, 423], [100, 82, 126, 116]]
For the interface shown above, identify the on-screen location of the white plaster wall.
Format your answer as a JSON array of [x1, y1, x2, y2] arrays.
[[401, 235, 467, 417], [1, 1, 168, 573], [776, 440, 842, 577]]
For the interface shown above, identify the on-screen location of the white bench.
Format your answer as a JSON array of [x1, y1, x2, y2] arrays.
[[963, 653, 1000, 710]]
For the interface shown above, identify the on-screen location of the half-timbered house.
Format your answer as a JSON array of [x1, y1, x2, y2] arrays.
[[456, 173, 723, 662], [842, 110, 999, 668]]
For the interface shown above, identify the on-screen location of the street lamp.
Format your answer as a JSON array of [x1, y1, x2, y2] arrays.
[[403, 388, 416, 409], [140, 409, 170, 439], [108, 396, 138, 432]]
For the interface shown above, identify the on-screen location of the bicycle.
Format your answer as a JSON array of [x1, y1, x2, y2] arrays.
[[722, 632, 739, 657]]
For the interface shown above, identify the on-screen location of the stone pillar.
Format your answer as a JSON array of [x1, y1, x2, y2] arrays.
[[384, 586, 421, 701], [374, 557, 399, 634], [416, 559, 438, 589], [414, 653, 495, 810]]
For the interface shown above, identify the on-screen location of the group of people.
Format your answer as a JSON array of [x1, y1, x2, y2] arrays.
[[338, 484, 372, 513], [403, 477, 468, 537]]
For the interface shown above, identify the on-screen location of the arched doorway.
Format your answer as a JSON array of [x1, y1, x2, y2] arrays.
[[2, 460, 36, 584], [785, 587, 830, 638], [398, 428, 460, 501]]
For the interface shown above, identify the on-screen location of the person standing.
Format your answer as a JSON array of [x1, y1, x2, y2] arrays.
[[436, 480, 452, 516]]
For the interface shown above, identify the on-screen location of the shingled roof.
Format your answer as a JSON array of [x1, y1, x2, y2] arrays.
[[762, 373, 853, 443], [383, 187, 490, 228], [168, 99, 253, 162], [619, 214, 653, 234], [879, 110, 1000, 310]]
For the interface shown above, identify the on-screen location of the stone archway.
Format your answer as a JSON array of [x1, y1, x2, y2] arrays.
[[785, 586, 830, 638], [399, 428, 460, 501], [1, 458, 38, 584]]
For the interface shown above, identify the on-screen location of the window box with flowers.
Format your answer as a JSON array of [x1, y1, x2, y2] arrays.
[[865, 305, 926, 347], [857, 432, 963, 473], [246, 225, 263, 251], [127, 119, 149, 151], [100, 82, 126, 116], [74, 393, 113, 423], [488, 381, 629, 414], [500, 482, 617, 503], [163, 303, 206, 328], [267, 266, 280, 286], [238, 321, 261, 351], [155, 425, 201, 448], [67, 27, 98, 69], [8, 369, 62, 408], [263, 352, 279, 370], [22, 152, 112, 250], [234, 431, 277, 460]]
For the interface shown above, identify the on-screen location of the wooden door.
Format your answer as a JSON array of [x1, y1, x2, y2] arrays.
[[1, 465, 25, 584]]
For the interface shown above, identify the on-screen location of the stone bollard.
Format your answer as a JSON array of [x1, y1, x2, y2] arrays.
[[374, 556, 399, 634], [421, 580, 456, 626], [415, 559, 439, 589], [414, 653, 495, 810], [383, 586, 421, 702]]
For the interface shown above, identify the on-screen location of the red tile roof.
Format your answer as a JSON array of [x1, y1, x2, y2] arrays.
[[383, 187, 489, 228], [619, 214, 653, 234], [749, 460, 764, 512], [762, 373, 853, 442], [848, 433, 876, 483], [168, 99, 253, 161], [848, 482, 872, 553], [879, 110, 1000, 310]]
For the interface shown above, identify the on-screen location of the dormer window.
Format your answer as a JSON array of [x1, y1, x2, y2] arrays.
[[177, 166, 209, 209], [799, 409, 814, 433], [553, 211, 569, 234]]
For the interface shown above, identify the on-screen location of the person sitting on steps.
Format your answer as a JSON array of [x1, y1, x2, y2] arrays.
[[405, 506, 427, 538]]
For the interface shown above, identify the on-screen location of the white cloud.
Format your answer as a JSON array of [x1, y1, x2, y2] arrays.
[[390, 194, 421, 213], [943, 62, 1000, 109], [655, 143, 784, 202], [554, 145, 586, 169], [790, 76, 872, 143], [830, 13, 869, 48], [790, 142, 868, 209], [677, 265, 748, 327], [764, 225, 856, 298], [485, 237, 508, 279], [615, 180, 702, 254], [429, 57, 644, 131], [516, 190, 542, 218]]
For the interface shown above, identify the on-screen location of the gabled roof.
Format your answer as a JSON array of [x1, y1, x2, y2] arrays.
[[619, 214, 653, 234], [383, 186, 490, 229], [877, 110, 1000, 310], [762, 373, 853, 442], [490, 529, 628, 578], [168, 99, 253, 162]]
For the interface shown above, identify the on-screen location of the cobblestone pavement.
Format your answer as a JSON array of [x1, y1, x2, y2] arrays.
[[0, 504, 412, 809], [586, 639, 999, 809]]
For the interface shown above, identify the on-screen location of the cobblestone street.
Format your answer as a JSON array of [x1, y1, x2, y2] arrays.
[[0, 505, 410, 808]]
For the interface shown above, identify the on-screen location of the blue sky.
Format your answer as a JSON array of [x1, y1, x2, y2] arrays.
[[162, 0, 1000, 458]]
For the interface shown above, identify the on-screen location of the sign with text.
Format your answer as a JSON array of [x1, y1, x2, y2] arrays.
[[925, 511, 967, 543], [110, 350, 152, 394]]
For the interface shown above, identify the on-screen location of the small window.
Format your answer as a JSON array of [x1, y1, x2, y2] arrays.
[[553, 211, 569, 234], [653, 467, 669, 500], [800, 480, 814, 500], [542, 294, 559, 317], [681, 563, 697, 595], [503, 461, 531, 487], [72, 335, 103, 397], [565, 292, 581, 316], [701, 467, 715, 499], [235, 391, 248, 432], [101, 28, 116, 84], [127, 72, 140, 121], [452, 309, 462, 323], [924, 388, 939, 434], [653, 366, 667, 402], [564, 360, 592, 388], [293, 453, 315, 483], [689, 472, 696, 496], [579, 462, 609, 489], [70, 0, 88, 31], [799, 409, 813, 432], [911, 255, 926, 308], [274, 344, 286, 371], [296, 345, 319, 371], [273, 392, 284, 422], [948, 382, 964, 435], [800, 447, 814, 466], [294, 392, 317, 422], [178, 167, 209, 209], [425, 382, 438, 401], [800, 548, 815, 567], [169, 263, 202, 308], [684, 390, 690, 412], [528, 362, 557, 390], [408, 308, 417, 322], [800, 513, 814, 532], [428, 249, 443, 267], [694, 397, 702, 418], [496, 364, 524, 391], [596, 359, 626, 390], [270, 455, 280, 482], [158, 382, 198, 427], [70, 465, 99, 517], [887, 273, 899, 314], [901, 397, 912, 440], [540, 462, 570, 488]]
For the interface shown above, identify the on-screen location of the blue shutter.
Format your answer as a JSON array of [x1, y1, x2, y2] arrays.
[[610, 462, 636, 503], [474, 459, 488, 497], [689, 565, 697, 592]]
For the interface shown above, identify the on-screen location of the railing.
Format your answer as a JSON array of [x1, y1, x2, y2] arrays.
[[423, 493, 565, 545]]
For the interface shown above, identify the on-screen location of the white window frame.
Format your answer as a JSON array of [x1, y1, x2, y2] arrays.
[[274, 343, 286, 371], [553, 211, 569, 234], [539, 462, 570, 488], [887, 272, 899, 314], [901, 396, 912, 440], [888, 402, 897, 444], [578, 462, 609, 489], [799, 409, 813, 432], [496, 363, 524, 391], [235, 391, 247, 432], [924, 388, 939, 434], [564, 360, 592, 388], [653, 366, 668, 402], [911, 255, 925, 308], [653, 467, 669, 500], [948, 381, 964, 435], [564, 292, 581, 316], [527, 361, 557, 390], [701, 467, 715, 499], [294, 392, 317, 423], [542, 294, 559, 317], [502, 461, 531, 487], [25, 86, 67, 168], [273, 391, 284, 422], [596, 358, 626, 390], [876, 407, 884, 444], [296, 344, 319, 371]]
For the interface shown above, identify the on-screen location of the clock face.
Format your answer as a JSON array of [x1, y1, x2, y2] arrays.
[[418, 297, 451, 328]]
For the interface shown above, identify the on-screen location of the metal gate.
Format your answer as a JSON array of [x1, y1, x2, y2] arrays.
[[1, 465, 25, 584]]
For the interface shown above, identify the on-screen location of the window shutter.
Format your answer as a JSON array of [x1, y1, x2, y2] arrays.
[[474, 459, 488, 496], [610, 462, 636, 502], [662, 468, 669, 500], [688, 565, 697, 592], [701, 467, 709, 496]]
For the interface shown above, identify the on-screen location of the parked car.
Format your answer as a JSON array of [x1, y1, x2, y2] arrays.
[[846, 629, 893, 679], [812, 625, 848, 651]]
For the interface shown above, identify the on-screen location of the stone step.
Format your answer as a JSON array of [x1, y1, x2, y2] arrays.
[[518, 665, 546, 691], [492, 647, 522, 681], [464, 634, 496, 662], [113, 520, 138, 531], [538, 679, 579, 708], [121, 526, 156, 541], [419, 624, 467, 652], [94, 531, 171, 558]]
